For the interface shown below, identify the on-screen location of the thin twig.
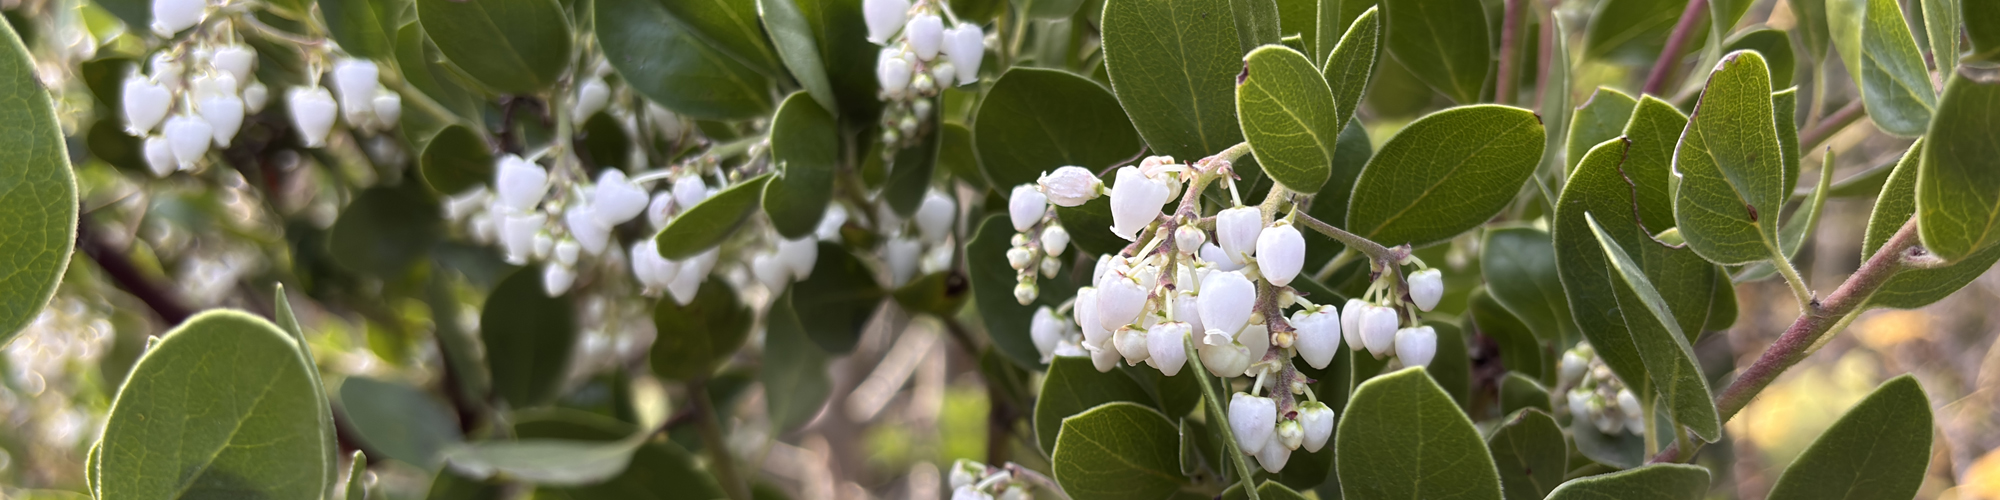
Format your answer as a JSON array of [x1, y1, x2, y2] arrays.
[[1294, 213, 1404, 264], [1643, 0, 1710, 96], [1798, 100, 1867, 151], [1496, 0, 1525, 105], [76, 219, 194, 325]]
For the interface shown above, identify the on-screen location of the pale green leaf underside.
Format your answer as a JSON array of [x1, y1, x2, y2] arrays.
[[1381, 0, 1491, 103], [1672, 50, 1786, 266], [1916, 69, 2000, 262], [1857, 0, 1938, 137]]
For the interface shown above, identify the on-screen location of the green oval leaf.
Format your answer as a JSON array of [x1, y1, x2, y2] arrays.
[[1052, 402, 1188, 500], [1672, 50, 1786, 266], [599, 0, 774, 120], [1336, 367, 1503, 500], [968, 215, 1082, 369], [1321, 6, 1381, 130], [340, 376, 464, 469], [1471, 288, 1549, 383], [1499, 372, 1553, 415], [791, 242, 886, 353], [1488, 409, 1567, 500], [441, 431, 650, 485], [416, 0, 570, 94], [1858, 0, 1939, 137], [1621, 95, 1688, 222], [759, 0, 840, 113], [1725, 29, 1796, 89], [762, 291, 831, 431], [1345, 105, 1544, 248], [650, 279, 753, 381], [1481, 226, 1578, 345], [1865, 140, 2000, 308], [661, 0, 785, 77], [330, 185, 442, 277], [1035, 356, 1157, 455], [1583, 0, 1697, 64], [1766, 375, 1933, 500], [793, 0, 884, 122], [1565, 87, 1638, 175], [481, 267, 578, 408], [1585, 213, 1722, 441], [98, 311, 334, 499], [1237, 45, 1339, 193], [1381, 0, 1490, 103], [656, 173, 775, 260], [764, 93, 840, 239], [517, 410, 727, 498], [0, 18, 74, 345], [421, 125, 495, 195], [1102, 0, 1244, 161], [974, 68, 1144, 193], [1547, 464, 1711, 500], [320, 0, 403, 60], [1916, 67, 2000, 262], [396, 23, 482, 123]]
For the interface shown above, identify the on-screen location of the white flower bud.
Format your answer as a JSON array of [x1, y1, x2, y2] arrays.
[[753, 252, 791, 293], [149, 53, 183, 92], [1090, 343, 1120, 372], [288, 87, 338, 148], [1215, 206, 1262, 266], [1298, 402, 1334, 452], [877, 48, 912, 95], [1626, 413, 1647, 435], [1340, 298, 1368, 351], [1039, 255, 1061, 278], [999, 486, 1027, 500], [1075, 288, 1108, 348], [1031, 306, 1068, 360], [1091, 254, 1118, 286], [542, 263, 575, 296], [496, 155, 549, 212], [949, 460, 983, 489], [1256, 221, 1305, 286], [1567, 389, 1593, 424], [1198, 331, 1252, 377], [1147, 321, 1190, 376], [1407, 268, 1444, 312], [1560, 349, 1589, 386], [1008, 184, 1047, 231], [242, 81, 269, 113], [916, 190, 955, 243], [372, 91, 402, 128], [533, 233, 555, 260], [1361, 305, 1399, 357], [1096, 272, 1149, 331], [1041, 225, 1069, 256], [929, 62, 956, 88], [1037, 166, 1103, 207], [331, 58, 381, 107], [1616, 388, 1642, 418], [951, 485, 994, 500], [862, 0, 908, 44], [1255, 428, 1293, 472], [550, 240, 579, 268], [198, 94, 243, 147], [1006, 247, 1034, 270], [632, 241, 680, 290], [122, 75, 170, 135], [142, 135, 175, 177], [942, 23, 985, 86], [1229, 393, 1276, 455], [672, 175, 709, 211], [1175, 225, 1207, 255], [1275, 419, 1304, 451], [1290, 305, 1340, 369], [151, 0, 204, 35], [1394, 325, 1437, 367], [1197, 271, 1254, 337], [668, 249, 718, 306], [591, 170, 650, 226], [1109, 166, 1171, 241], [1172, 291, 1204, 333], [163, 114, 212, 169], [886, 236, 922, 286], [647, 192, 676, 229], [778, 237, 818, 279], [573, 76, 610, 122], [1114, 325, 1150, 365], [501, 213, 545, 265], [1199, 242, 1245, 271], [906, 15, 944, 60], [212, 45, 255, 83]]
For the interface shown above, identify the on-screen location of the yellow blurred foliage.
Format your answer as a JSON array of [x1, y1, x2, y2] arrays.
[[1964, 448, 2000, 500], [1730, 351, 1882, 466], [1855, 310, 1934, 351]]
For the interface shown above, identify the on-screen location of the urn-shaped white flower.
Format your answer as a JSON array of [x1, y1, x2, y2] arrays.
[[1394, 325, 1437, 367], [1147, 321, 1190, 376], [1256, 221, 1305, 286], [122, 75, 170, 135], [1215, 206, 1262, 266], [1340, 298, 1368, 351], [1196, 271, 1255, 337], [1298, 402, 1335, 452], [1360, 304, 1399, 357], [1229, 393, 1277, 454], [1408, 268, 1444, 312], [1290, 305, 1341, 369], [288, 87, 338, 148], [495, 155, 549, 212], [862, 0, 909, 44], [1008, 184, 1047, 231], [1037, 166, 1102, 207], [906, 14, 944, 59]]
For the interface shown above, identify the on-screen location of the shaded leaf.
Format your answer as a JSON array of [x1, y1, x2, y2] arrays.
[[1546, 464, 1710, 500], [415, 0, 570, 94], [967, 216, 1082, 368], [1499, 372, 1552, 415], [656, 174, 775, 260], [481, 267, 577, 408], [661, 0, 785, 78], [599, 0, 774, 120], [340, 376, 463, 469], [1335, 367, 1502, 500], [518, 409, 728, 498], [764, 93, 840, 239], [884, 105, 944, 217], [1380, 0, 1490, 103], [1724, 29, 1796, 88], [974, 68, 1143, 192], [762, 291, 831, 431], [420, 125, 493, 195], [1585, 214, 1722, 441], [1471, 288, 1549, 383], [321, 0, 404, 60], [791, 242, 886, 353], [330, 184, 441, 277], [1488, 409, 1567, 500], [1766, 375, 1933, 500], [1481, 226, 1578, 345], [650, 279, 753, 381]]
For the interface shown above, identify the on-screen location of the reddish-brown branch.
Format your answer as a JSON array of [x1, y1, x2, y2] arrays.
[[1496, 0, 1525, 105], [1643, 0, 1710, 96], [1799, 100, 1867, 151]]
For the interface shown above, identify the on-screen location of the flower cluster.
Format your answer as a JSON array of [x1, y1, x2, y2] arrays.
[[121, 33, 269, 177], [1559, 342, 1647, 435], [864, 0, 984, 153], [877, 190, 962, 287], [947, 460, 1033, 500], [1005, 173, 1081, 305]]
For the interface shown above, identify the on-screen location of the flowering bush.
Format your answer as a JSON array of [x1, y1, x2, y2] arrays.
[[0, 0, 1995, 497]]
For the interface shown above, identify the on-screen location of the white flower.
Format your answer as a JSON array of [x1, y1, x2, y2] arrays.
[[862, 0, 908, 44], [501, 213, 545, 265], [372, 91, 402, 128], [631, 241, 679, 290], [817, 204, 850, 240], [496, 155, 549, 212], [1238, 322, 1270, 368], [877, 48, 912, 95], [1394, 326, 1437, 367], [1256, 221, 1305, 286], [565, 203, 612, 255], [1096, 271, 1149, 331], [999, 486, 1028, 500], [1199, 242, 1245, 271], [668, 249, 718, 306], [1567, 389, 1593, 425], [163, 114, 212, 169], [1198, 331, 1251, 377], [331, 58, 381, 107], [752, 251, 791, 293], [592, 170, 651, 226], [1041, 225, 1069, 256], [1074, 287, 1108, 349], [542, 263, 575, 296], [1147, 321, 1190, 376], [1298, 402, 1334, 452], [121, 75, 169, 135], [1254, 430, 1292, 472], [1229, 393, 1276, 455], [1007, 246, 1035, 270], [1031, 306, 1068, 359], [573, 76, 610, 122], [1360, 305, 1399, 358], [916, 190, 955, 243], [777, 237, 818, 279], [198, 94, 243, 147], [1408, 268, 1443, 312], [1109, 167, 1171, 241], [949, 460, 983, 489], [534, 233, 554, 260], [1172, 291, 1203, 333], [242, 81, 269, 113], [142, 135, 175, 177], [1290, 305, 1340, 369], [1175, 225, 1207, 255], [1090, 343, 1120, 372], [1114, 325, 1150, 365], [1617, 388, 1642, 418], [885, 236, 922, 286], [942, 23, 985, 86], [1008, 184, 1047, 231], [1037, 166, 1103, 206], [149, 53, 183, 92], [191, 72, 237, 99], [951, 485, 994, 500], [1275, 418, 1304, 451], [906, 14, 944, 60], [1039, 254, 1061, 278], [211, 45, 255, 83], [554, 239, 580, 267], [151, 0, 204, 34], [1341, 298, 1368, 351], [647, 192, 677, 229], [1560, 349, 1589, 386], [673, 175, 709, 211], [288, 87, 338, 148], [1197, 271, 1254, 337], [1215, 206, 1262, 266]]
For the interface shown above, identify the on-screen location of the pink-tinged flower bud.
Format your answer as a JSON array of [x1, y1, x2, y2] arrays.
[[1007, 184, 1047, 231], [163, 113, 212, 169], [542, 263, 575, 296], [1109, 167, 1171, 241], [1408, 268, 1443, 311], [1291, 305, 1340, 369], [1175, 225, 1207, 255], [777, 237, 818, 279], [906, 14, 943, 59], [212, 45, 255, 83], [121, 75, 170, 135], [1114, 325, 1150, 365], [1147, 321, 1190, 376], [916, 190, 955, 243], [862, 0, 909, 44], [1395, 325, 1437, 367], [143, 135, 175, 177], [1037, 166, 1103, 206], [1229, 393, 1276, 455], [1256, 221, 1305, 286], [1361, 305, 1399, 358], [288, 87, 338, 148], [1197, 271, 1254, 337], [1032, 306, 1068, 360], [495, 155, 549, 212], [752, 251, 790, 293], [1215, 206, 1262, 266], [672, 176, 709, 211], [151, 0, 204, 34], [877, 48, 912, 95], [1096, 272, 1149, 331], [942, 23, 985, 86], [1341, 298, 1368, 351], [1298, 402, 1334, 452]]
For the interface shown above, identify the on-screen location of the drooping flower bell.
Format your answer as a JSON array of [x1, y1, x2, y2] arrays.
[[1031, 306, 1068, 360], [1096, 271, 1150, 332], [1008, 184, 1047, 231], [1290, 305, 1340, 369], [1197, 271, 1255, 337], [1298, 402, 1334, 452], [1360, 304, 1399, 358], [941, 23, 985, 86], [163, 113, 212, 169], [288, 87, 338, 148], [1109, 167, 1171, 241], [862, 0, 909, 44], [906, 14, 944, 59], [121, 75, 170, 135], [1147, 321, 1190, 376], [1215, 206, 1262, 266], [1229, 393, 1277, 454], [151, 0, 205, 35], [915, 190, 955, 244], [1340, 298, 1368, 351], [495, 155, 549, 213], [1256, 221, 1305, 286], [1408, 268, 1444, 312], [1394, 325, 1437, 367]]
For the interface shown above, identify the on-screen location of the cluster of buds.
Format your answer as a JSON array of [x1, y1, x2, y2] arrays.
[[877, 190, 959, 286], [1004, 181, 1074, 304], [122, 37, 269, 177], [322, 58, 402, 135], [1558, 342, 1647, 435], [864, 0, 984, 153], [1336, 266, 1444, 366], [947, 460, 1031, 500], [1228, 392, 1335, 472]]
